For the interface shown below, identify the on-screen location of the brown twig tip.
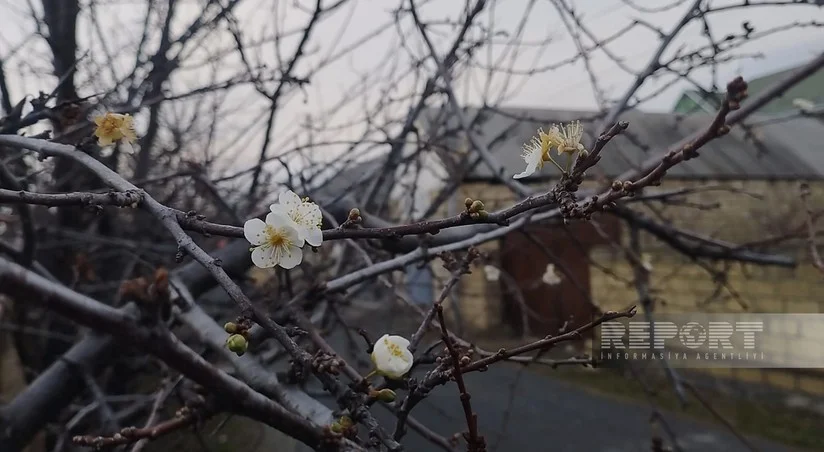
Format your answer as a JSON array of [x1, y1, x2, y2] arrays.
[[435, 305, 486, 452], [311, 350, 344, 375], [356, 328, 375, 353], [340, 208, 363, 229], [725, 76, 748, 109], [71, 407, 203, 449]]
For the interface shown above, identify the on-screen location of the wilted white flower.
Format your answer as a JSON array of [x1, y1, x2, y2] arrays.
[[94, 112, 137, 147], [371, 334, 413, 379], [483, 265, 501, 282], [244, 212, 304, 269], [270, 190, 323, 247], [549, 121, 586, 155], [513, 132, 550, 180], [542, 264, 562, 285]]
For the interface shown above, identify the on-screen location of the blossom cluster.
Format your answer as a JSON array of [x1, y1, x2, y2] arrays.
[[514, 120, 587, 179], [243, 190, 323, 269]]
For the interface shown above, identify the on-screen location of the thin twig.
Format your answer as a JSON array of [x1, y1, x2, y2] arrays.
[[436, 305, 485, 452]]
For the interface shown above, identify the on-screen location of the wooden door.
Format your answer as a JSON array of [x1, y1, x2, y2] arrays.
[[499, 217, 620, 338]]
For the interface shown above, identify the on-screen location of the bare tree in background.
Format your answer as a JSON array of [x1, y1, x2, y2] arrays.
[[0, 0, 822, 451]]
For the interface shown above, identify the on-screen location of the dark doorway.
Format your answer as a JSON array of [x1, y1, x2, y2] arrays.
[[499, 216, 621, 338]]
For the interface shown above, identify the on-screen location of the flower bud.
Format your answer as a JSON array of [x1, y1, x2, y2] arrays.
[[375, 389, 397, 403], [611, 180, 622, 191], [329, 421, 344, 433], [224, 321, 239, 334], [464, 197, 474, 209], [477, 210, 489, 220], [226, 334, 248, 356], [578, 149, 589, 159], [348, 208, 361, 221], [469, 200, 485, 213], [338, 415, 354, 429]]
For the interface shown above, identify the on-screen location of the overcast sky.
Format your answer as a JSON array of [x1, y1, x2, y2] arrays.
[[0, 0, 821, 174]]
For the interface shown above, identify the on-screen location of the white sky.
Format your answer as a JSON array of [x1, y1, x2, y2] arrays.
[[0, 0, 822, 176]]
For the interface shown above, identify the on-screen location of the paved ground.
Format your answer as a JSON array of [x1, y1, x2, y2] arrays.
[[312, 323, 801, 452], [374, 364, 797, 452]]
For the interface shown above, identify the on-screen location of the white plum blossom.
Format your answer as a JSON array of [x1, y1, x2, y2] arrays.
[[244, 212, 304, 269], [550, 121, 586, 155], [542, 263, 562, 286], [513, 129, 554, 179], [483, 265, 501, 282], [371, 334, 414, 379], [270, 190, 323, 247]]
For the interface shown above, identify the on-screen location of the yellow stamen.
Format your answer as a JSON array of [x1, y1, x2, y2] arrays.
[[384, 338, 409, 361], [264, 225, 290, 248]]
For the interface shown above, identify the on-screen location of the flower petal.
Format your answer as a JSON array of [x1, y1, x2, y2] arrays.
[[279, 190, 302, 208], [265, 211, 296, 229], [269, 203, 289, 215], [277, 244, 303, 269], [295, 203, 321, 226], [98, 136, 113, 147], [303, 227, 323, 247], [266, 214, 304, 247], [370, 334, 413, 379], [382, 353, 412, 379], [121, 126, 137, 143], [244, 218, 267, 245], [251, 246, 277, 268], [513, 162, 538, 179], [371, 335, 391, 363], [390, 335, 410, 349]]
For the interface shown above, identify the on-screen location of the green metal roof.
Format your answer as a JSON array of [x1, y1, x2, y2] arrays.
[[672, 61, 824, 115]]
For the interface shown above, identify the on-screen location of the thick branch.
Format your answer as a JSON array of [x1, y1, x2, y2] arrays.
[[0, 257, 339, 451]]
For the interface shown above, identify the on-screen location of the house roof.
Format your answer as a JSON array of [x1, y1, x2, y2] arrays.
[[433, 106, 824, 181], [673, 60, 824, 115], [314, 158, 386, 197]]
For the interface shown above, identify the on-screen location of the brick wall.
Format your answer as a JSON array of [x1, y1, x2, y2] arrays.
[[430, 178, 824, 397]]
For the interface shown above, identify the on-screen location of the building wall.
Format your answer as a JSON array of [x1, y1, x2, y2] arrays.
[[432, 178, 824, 397]]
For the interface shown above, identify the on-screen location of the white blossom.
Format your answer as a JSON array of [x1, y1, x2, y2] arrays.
[[244, 212, 304, 269], [371, 334, 413, 379], [270, 190, 323, 247], [550, 121, 586, 155], [542, 263, 562, 285], [513, 129, 553, 179]]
